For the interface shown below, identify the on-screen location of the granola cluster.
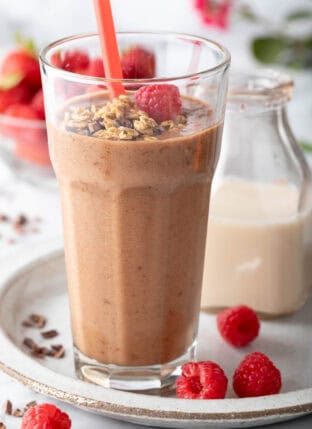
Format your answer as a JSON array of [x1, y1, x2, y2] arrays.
[[62, 95, 186, 141]]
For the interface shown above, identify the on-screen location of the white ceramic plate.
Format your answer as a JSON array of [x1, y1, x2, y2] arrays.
[[0, 241, 311, 428]]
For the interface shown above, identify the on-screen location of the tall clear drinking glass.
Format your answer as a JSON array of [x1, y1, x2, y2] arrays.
[[40, 33, 230, 391]]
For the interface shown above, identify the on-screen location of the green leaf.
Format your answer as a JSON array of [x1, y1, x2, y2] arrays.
[[300, 141, 312, 153], [0, 73, 24, 90], [238, 5, 259, 22], [286, 9, 312, 21], [251, 37, 287, 64], [14, 32, 37, 58]]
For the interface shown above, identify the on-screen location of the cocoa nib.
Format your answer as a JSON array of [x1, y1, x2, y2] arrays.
[[23, 337, 36, 349], [12, 408, 24, 417], [32, 346, 52, 359], [0, 214, 8, 222], [23, 337, 65, 359], [1, 400, 37, 421], [24, 401, 37, 411], [21, 313, 47, 329], [88, 121, 102, 134], [118, 118, 133, 129], [41, 329, 58, 339], [22, 320, 33, 328], [51, 344, 65, 359], [13, 214, 28, 232], [2, 400, 12, 415]]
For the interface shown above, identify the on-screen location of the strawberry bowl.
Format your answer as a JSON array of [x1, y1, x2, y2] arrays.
[[0, 112, 54, 186], [0, 38, 55, 186]]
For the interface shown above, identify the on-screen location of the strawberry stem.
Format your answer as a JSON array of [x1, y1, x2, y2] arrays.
[[14, 32, 37, 58]]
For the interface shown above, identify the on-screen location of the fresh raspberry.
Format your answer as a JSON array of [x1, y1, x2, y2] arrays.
[[121, 46, 155, 79], [135, 84, 181, 123], [233, 352, 282, 398], [2, 50, 41, 90], [0, 81, 32, 113], [31, 89, 45, 119], [22, 403, 71, 429], [176, 361, 228, 399], [217, 305, 260, 347], [63, 50, 89, 72], [85, 58, 105, 77]]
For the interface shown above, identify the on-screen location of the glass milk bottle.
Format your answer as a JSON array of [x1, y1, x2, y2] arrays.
[[201, 71, 312, 317]]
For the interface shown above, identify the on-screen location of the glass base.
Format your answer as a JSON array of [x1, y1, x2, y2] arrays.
[[74, 341, 197, 392]]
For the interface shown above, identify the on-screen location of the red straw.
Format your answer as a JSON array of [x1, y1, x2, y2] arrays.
[[93, 0, 125, 99]]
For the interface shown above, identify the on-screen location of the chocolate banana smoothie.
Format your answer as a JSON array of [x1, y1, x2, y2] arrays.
[[49, 93, 222, 368]]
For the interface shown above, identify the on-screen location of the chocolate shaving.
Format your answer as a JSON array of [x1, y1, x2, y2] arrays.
[[41, 329, 58, 339], [12, 408, 24, 418], [0, 214, 8, 222], [2, 400, 12, 415], [0, 422, 6, 429]]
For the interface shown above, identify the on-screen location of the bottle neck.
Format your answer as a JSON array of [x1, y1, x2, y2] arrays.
[[216, 103, 310, 190]]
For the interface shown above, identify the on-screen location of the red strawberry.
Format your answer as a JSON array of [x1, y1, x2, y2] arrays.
[[50, 51, 63, 68], [32, 89, 45, 119], [0, 81, 32, 113], [21, 403, 71, 429], [121, 46, 155, 79], [85, 58, 105, 77], [63, 50, 90, 72], [2, 50, 41, 90], [135, 84, 181, 122]]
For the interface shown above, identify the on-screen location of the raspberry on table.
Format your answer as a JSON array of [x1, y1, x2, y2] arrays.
[[21, 403, 71, 429], [121, 46, 155, 79], [135, 84, 182, 123], [176, 361, 228, 399], [233, 352, 282, 398], [217, 305, 260, 347]]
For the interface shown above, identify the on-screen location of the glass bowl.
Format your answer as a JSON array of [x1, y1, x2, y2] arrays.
[[0, 113, 56, 187]]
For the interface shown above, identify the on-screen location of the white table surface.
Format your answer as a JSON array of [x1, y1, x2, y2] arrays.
[[0, 160, 311, 429]]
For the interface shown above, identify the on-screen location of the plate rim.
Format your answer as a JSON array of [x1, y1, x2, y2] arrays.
[[0, 240, 311, 423]]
